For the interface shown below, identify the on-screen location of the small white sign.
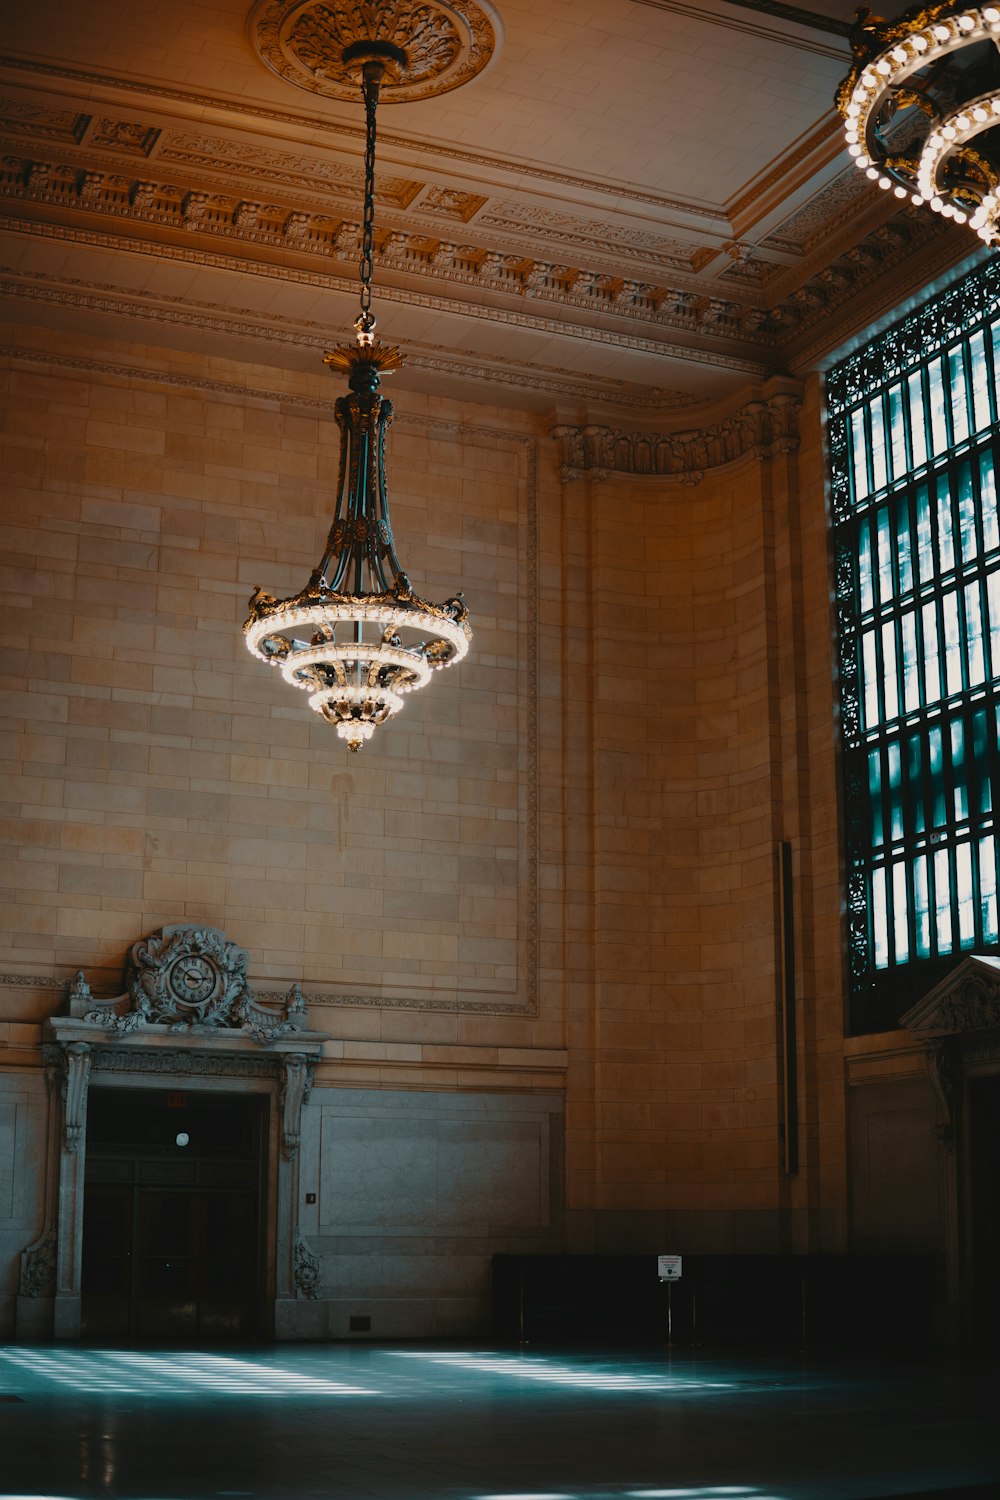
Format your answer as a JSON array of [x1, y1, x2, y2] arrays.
[[657, 1254, 682, 1281]]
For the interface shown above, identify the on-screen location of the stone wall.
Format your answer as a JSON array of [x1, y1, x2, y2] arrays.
[[557, 376, 850, 1255], [0, 323, 901, 1338]]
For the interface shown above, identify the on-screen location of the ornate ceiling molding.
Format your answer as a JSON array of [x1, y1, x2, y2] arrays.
[[761, 168, 872, 256], [632, 0, 849, 59], [247, 0, 502, 103], [1, 149, 955, 367], [0, 95, 89, 144], [0, 56, 731, 223], [0, 153, 769, 335], [0, 215, 770, 375], [782, 213, 966, 370], [550, 386, 801, 485]]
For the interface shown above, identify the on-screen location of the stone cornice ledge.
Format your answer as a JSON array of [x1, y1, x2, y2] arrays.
[[551, 378, 802, 484]]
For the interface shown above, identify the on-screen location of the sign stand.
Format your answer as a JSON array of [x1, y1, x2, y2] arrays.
[[657, 1254, 682, 1348]]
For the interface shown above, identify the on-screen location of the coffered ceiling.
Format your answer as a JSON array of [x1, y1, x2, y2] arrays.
[[0, 0, 975, 418]]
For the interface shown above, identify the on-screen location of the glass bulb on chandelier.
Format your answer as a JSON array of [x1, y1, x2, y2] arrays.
[[835, 4, 1000, 246], [243, 40, 471, 752]]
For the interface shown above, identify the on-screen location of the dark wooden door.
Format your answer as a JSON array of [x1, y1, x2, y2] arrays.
[[82, 1089, 265, 1340]]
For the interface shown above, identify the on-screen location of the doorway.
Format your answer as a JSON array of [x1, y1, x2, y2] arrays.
[[968, 1073, 1000, 1349], [81, 1088, 267, 1340]]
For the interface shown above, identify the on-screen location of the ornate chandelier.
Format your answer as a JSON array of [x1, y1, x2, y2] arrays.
[[244, 38, 471, 752], [836, 4, 1000, 246]]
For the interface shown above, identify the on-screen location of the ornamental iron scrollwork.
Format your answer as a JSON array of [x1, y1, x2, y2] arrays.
[[827, 258, 1000, 418]]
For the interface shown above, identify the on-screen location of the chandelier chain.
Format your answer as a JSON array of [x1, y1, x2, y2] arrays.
[[358, 65, 381, 334]]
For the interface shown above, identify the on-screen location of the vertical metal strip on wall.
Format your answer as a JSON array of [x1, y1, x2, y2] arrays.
[[778, 840, 798, 1176]]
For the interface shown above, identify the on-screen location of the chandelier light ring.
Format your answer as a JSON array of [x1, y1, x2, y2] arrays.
[[308, 682, 407, 717], [245, 601, 470, 669], [280, 642, 433, 694], [918, 88, 1000, 207], [838, 5, 1000, 244]]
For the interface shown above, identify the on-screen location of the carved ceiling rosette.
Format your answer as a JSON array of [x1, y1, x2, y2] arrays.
[[247, 0, 503, 102]]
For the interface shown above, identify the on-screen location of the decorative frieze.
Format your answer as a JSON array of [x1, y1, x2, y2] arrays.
[[0, 151, 954, 367], [551, 390, 801, 485], [0, 96, 90, 144], [90, 118, 161, 157]]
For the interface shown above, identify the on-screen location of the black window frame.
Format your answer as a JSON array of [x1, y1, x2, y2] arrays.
[[828, 258, 1000, 1034]]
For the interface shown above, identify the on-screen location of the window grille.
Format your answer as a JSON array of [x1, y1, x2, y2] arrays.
[[828, 260, 1000, 1033]]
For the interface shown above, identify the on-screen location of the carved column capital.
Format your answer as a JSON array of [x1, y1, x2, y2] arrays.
[[551, 389, 803, 485]]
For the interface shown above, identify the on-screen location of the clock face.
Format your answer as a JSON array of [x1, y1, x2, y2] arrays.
[[167, 953, 218, 1008]]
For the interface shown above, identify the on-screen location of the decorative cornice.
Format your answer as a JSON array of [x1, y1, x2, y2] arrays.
[[0, 156, 771, 347], [0, 54, 731, 222], [551, 389, 802, 485], [84, 1046, 280, 1077], [761, 167, 871, 256], [785, 219, 970, 374], [0, 217, 769, 375], [154, 132, 423, 206], [476, 200, 710, 275], [0, 148, 952, 378], [775, 208, 962, 352]]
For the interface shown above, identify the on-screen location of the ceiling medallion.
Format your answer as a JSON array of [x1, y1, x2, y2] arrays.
[[836, 4, 1000, 245], [247, 0, 502, 103]]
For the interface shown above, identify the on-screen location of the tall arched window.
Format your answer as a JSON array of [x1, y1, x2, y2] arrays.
[[829, 260, 1000, 1033]]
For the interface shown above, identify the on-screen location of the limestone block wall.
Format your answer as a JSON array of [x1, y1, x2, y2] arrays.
[[559, 376, 850, 1255], [0, 321, 863, 1335], [0, 323, 549, 1030], [0, 1066, 49, 1336]]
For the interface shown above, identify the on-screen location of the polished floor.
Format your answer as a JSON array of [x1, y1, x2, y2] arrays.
[[0, 1344, 998, 1500]]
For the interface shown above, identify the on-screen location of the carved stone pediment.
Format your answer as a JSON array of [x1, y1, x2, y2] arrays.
[[63, 924, 312, 1042], [32, 925, 328, 1340], [900, 954, 1000, 1037]]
